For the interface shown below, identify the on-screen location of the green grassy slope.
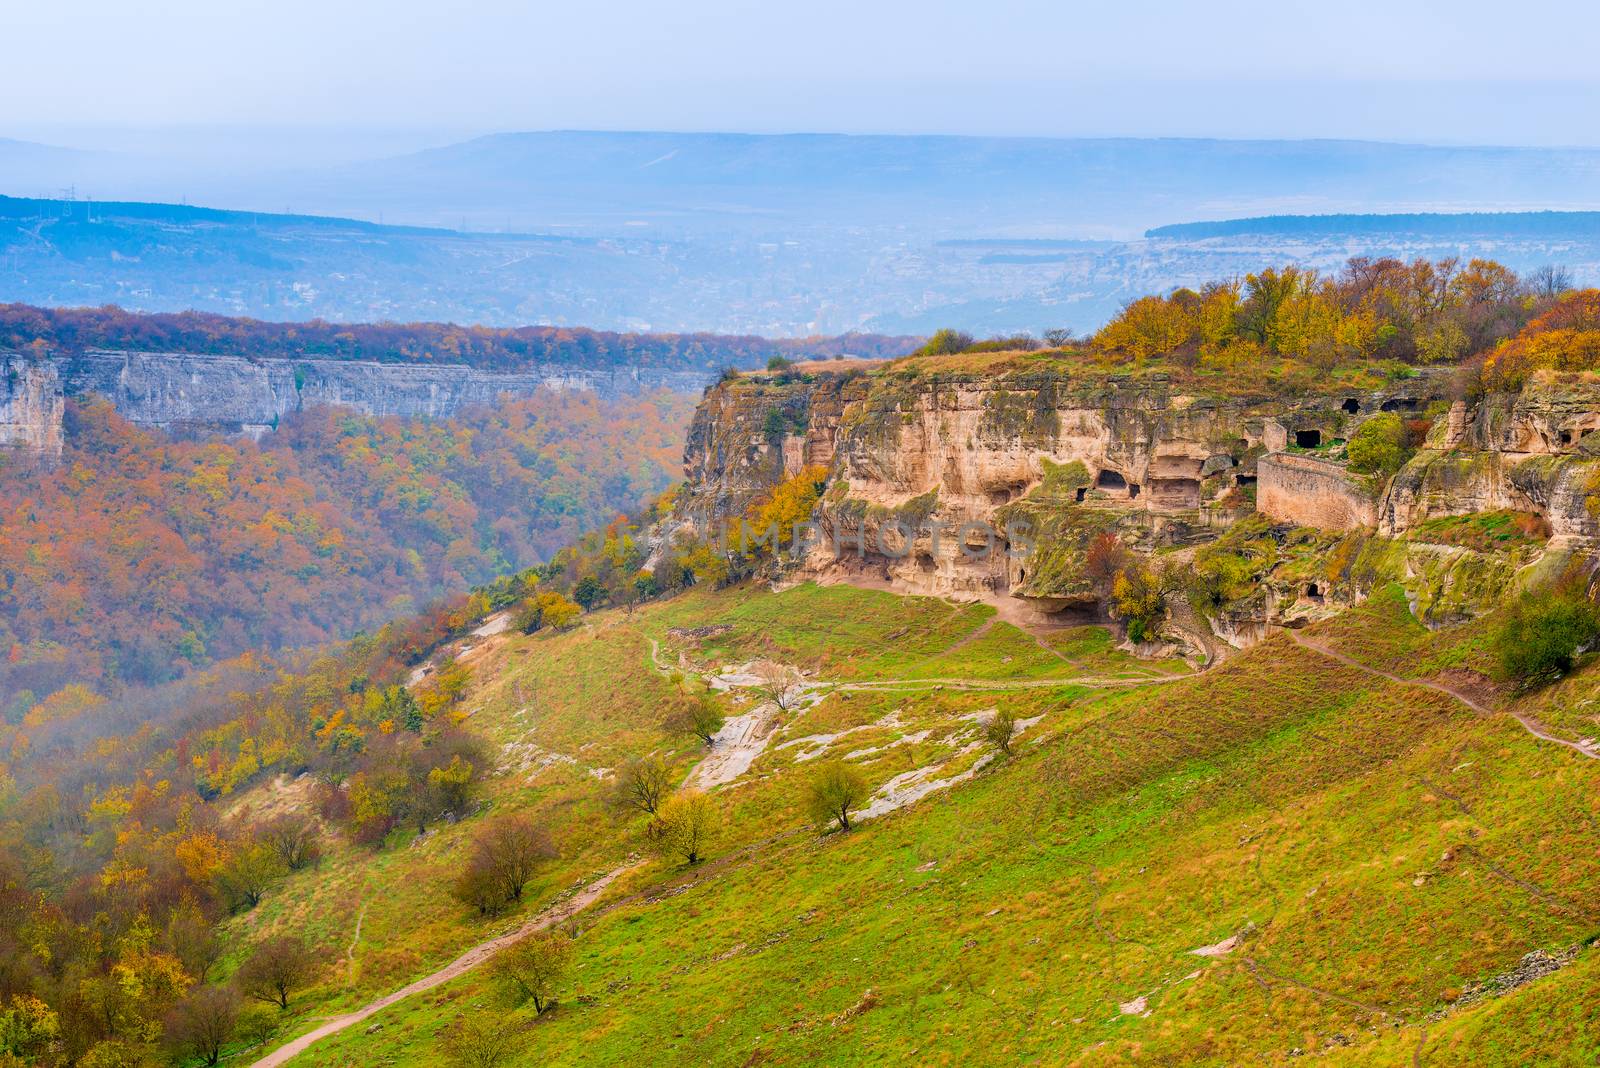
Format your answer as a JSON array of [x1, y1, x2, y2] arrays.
[[239, 582, 1600, 1067]]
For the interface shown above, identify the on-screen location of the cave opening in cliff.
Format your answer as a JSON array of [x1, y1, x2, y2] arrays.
[[1075, 487, 1087, 503], [1305, 583, 1322, 600], [1295, 429, 1321, 448], [1561, 430, 1574, 446], [1341, 398, 1360, 414], [1236, 473, 1257, 486], [1381, 398, 1419, 413], [1095, 469, 1127, 492], [1128, 483, 1140, 499]]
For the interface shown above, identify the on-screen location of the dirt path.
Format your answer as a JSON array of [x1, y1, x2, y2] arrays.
[[1284, 629, 1600, 761], [249, 864, 634, 1068], [648, 636, 1177, 695], [343, 895, 368, 976], [835, 672, 1193, 693]]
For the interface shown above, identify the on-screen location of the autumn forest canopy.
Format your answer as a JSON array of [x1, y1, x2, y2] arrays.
[[1087, 256, 1589, 387], [0, 303, 912, 371], [910, 256, 1599, 396], [0, 390, 695, 706]]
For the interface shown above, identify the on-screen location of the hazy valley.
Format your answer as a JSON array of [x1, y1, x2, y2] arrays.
[[9, 132, 1600, 334]]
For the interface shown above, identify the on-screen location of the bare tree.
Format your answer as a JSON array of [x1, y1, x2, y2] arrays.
[[236, 935, 315, 1010], [1528, 264, 1574, 299], [255, 813, 322, 871], [806, 762, 869, 832], [477, 813, 556, 903], [165, 985, 240, 1067], [489, 931, 572, 1014], [755, 662, 804, 711], [611, 755, 673, 816], [452, 813, 555, 915]]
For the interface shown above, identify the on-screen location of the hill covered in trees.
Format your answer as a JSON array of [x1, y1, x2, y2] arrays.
[[1146, 209, 1600, 241], [0, 388, 695, 706], [0, 300, 912, 372]]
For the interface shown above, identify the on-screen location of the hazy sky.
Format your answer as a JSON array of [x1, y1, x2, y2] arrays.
[[8, 0, 1600, 147]]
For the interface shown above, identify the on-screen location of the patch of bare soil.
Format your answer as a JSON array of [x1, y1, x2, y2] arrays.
[[228, 772, 316, 823], [1427, 668, 1503, 711]]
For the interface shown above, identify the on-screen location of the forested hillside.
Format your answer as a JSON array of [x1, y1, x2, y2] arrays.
[[0, 301, 912, 370], [0, 388, 694, 705]]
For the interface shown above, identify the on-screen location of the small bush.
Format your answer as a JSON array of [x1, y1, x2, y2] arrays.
[[915, 328, 975, 357], [806, 762, 869, 832], [1494, 590, 1600, 688], [1346, 412, 1413, 477], [983, 709, 1017, 755], [645, 791, 719, 865]]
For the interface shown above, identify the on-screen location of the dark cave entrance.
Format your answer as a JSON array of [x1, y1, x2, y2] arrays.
[[1295, 429, 1322, 449], [1095, 469, 1127, 491]]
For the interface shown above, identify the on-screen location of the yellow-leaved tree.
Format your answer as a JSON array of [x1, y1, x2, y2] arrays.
[[737, 465, 829, 564]]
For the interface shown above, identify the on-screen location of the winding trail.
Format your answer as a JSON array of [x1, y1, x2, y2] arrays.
[[1283, 629, 1600, 760], [249, 864, 635, 1068], [646, 636, 1193, 695]]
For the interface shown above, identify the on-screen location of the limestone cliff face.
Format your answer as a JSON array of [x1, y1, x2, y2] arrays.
[[678, 374, 852, 530], [1379, 379, 1600, 543], [677, 366, 1454, 612], [676, 362, 1600, 646], [0, 356, 64, 459], [812, 372, 1258, 607], [0, 349, 715, 449]]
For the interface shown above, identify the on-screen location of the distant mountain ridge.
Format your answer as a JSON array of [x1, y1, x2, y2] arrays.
[[9, 133, 1600, 333], [316, 131, 1600, 236], [0, 192, 457, 236], [1148, 210, 1600, 240]]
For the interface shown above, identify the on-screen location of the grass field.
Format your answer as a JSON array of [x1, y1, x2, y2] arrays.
[[230, 579, 1600, 1066]]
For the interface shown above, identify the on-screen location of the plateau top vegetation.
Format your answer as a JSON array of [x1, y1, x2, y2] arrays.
[[890, 255, 1587, 395], [0, 303, 913, 371]]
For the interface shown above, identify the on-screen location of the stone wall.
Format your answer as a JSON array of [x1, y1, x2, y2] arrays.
[[1257, 453, 1378, 530]]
